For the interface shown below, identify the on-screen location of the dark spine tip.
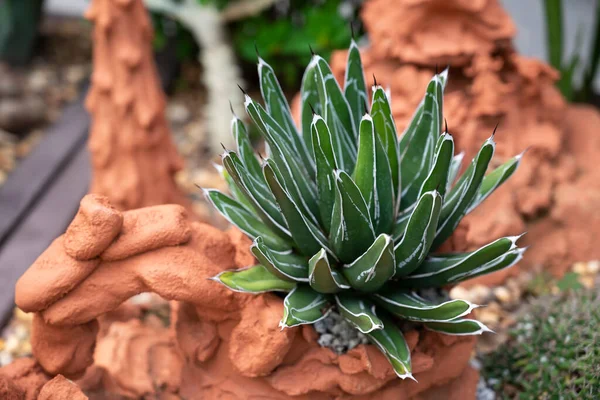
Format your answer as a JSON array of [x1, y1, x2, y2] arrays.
[[444, 118, 448, 134], [237, 84, 248, 95], [308, 102, 317, 115], [229, 100, 236, 117], [220, 142, 228, 152], [363, 100, 369, 115], [435, 64, 439, 75], [308, 44, 315, 56], [372, 73, 378, 87], [194, 183, 202, 190], [350, 21, 356, 41], [492, 122, 500, 138]]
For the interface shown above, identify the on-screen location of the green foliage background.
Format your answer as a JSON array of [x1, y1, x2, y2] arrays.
[[152, 0, 362, 88], [484, 289, 600, 399]]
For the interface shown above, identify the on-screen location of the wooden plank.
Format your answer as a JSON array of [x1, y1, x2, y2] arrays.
[[0, 90, 90, 247], [0, 144, 90, 327]]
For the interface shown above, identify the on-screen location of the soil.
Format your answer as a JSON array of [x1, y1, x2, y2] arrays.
[[0, 17, 92, 187]]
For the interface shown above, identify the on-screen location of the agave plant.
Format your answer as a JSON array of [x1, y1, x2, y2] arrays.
[[204, 41, 526, 380]]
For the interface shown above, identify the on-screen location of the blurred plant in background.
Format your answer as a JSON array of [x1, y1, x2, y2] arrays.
[[484, 289, 600, 398], [0, 0, 45, 65], [150, 0, 363, 89], [543, 0, 600, 102]]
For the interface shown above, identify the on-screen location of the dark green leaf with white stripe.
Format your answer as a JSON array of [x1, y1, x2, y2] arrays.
[[344, 39, 368, 131], [300, 61, 322, 152], [264, 161, 331, 258], [433, 136, 495, 249], [329, 170, 375, 263], [418, 133, 454, 199], [222, 150, 290, 239], [309, 249, 350, 293], [467, 151, 523, 213], [204, 189, 290, 252], [251, 237, 309, 282], [393, 191, 442, 278], [373, 288, 477, 322], [212, 265, 296, 293], [365, 314, 413, 379], [245, 96, 320, 224], [231, 115, 262, 179], [371, 85, 400, 206], [403, 236, 524, 287], [352, 114, 394, 235], [425, 319, 492, 335], [399, 70, 446, 210], [312, 55, 357, 171], [311, 115, 338, 232], [336, 294, 383, 333], [258, 57, 314, 177], [342, 234, 395, 292], [281, 285, 330, 328]]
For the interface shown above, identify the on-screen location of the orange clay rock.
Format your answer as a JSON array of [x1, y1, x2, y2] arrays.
[[38, 375, 88, 400], [325, 0, 600, 284], [85, 0, 191, 211], [13, 194, 477, 398], [0, 358, 49, 400]]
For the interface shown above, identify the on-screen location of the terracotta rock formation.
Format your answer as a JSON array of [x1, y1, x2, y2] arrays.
[[85, 0, 191, 211], [326, 0, 600, 284], [12, 194, 478, 398]]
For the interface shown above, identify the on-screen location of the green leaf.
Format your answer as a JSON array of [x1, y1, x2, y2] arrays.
[[311, 115, 338, 232], [433, 136, 495, 249], [352, 114, 395, 235], [251, 237, 309, 282], [312, 55, 357, 171], [231, 115, 262, 179], [403, 235, 525, 288], [308, 249, 350, 293], [214, 163, 254, 212], [467, 151, 524, 213], [393, 191, 442, 278], [418, 133, 454, 199], [300, 61, 322, 153], [371, 85, 400, 208], [204, 189, 290, 252], [281, 285, 330, 328], [258, 57, 315, 177], [373, 288, 478, 322], [336, 294, 383, 333], [264, 161, 332, 258], [211, 265, 296, 293], [399, 70, 446, 210], [330, 170, 375, 263], [365, 314, 413, 380], [244, 95, 320, 225], [342, 234, 395, 292], [344, 39, 368, 131], [424, 319, 493, 335], [447, 152, 464, 193]]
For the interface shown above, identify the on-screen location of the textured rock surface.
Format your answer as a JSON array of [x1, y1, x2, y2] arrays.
[[10, 194, 477, 398], [326, 0, 600, 285], [85, 0, 191, 211]]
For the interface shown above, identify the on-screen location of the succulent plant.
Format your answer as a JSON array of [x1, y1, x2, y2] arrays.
[[205, 41, 526, 380], [484, 290, 600, 397]]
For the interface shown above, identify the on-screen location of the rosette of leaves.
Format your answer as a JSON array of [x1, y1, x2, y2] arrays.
[[205, 41, 527, 380]]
